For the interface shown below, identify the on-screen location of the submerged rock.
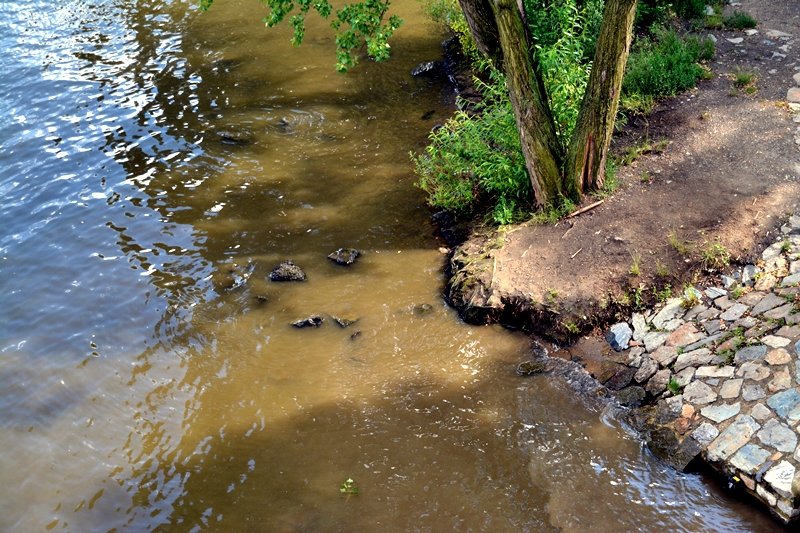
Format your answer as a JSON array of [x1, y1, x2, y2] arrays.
[[411, 61, 443, 77], [617, 386, 646, 408], [292, 315, 323, 328], [215, 130, 253, 146], [516, 360, 547, 376], [331, 316, 358, 328], [269, 260, 307, 281], [328, 248, 361, 266], [413, 303, 434, 315]]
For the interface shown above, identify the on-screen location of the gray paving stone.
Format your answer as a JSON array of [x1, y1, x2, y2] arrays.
[[776, 325, 800, 340], [768, 367, 792, 392], [646, 369, 670, 395], [683, 332, 724, 352], [742, 383, 767, 401], [730, 444, 771, 474], [674, 367, 695, 388], [720, 379, 743, 399], [651, 345, 678, 367], [631, 313, 648, 341], [661, 318, 683, 332], [734, 316, 758, 330], [721, 303, 749, 321], [674, 348, 714, 372], [706, 415, 761, 462], [763, 336, 792, 349], [734, 345, 768, 364], [683, 380, 717, 405], [765, 303, 795, 321], [696, 365, 735, 378], [701, 402, 741, 423], [757, 419, 798, 453], [643, 331, 669, 352], [692, 422, 719, 447], [750, 403, 772, 421], [634, 356, 658, 383], [756, 484, 778, 507], [697, 308, 721, 321], [780, 272, 800, 287], [796, 339, 800, 357], [739, 290, 767, 306], [751, 293, 789, 315], [767, 388, 800, 422], [683, 304, 707, 321], [737, 361, 771, 381], [705, 287, 727, 299], [764, 461, 796, 498], [702, 319, 723, 335], [651, 299, 684, 330]]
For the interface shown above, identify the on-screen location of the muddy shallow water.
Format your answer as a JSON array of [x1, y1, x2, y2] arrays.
[[0, 0, 781, 530]]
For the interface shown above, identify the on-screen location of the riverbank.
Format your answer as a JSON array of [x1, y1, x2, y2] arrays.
[[442, 1, 800, 525]]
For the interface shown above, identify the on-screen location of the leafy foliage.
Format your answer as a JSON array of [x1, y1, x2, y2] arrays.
[[199, 0, 401, 71], [623, 29, 714, 99], [412, 69, 532, 224]]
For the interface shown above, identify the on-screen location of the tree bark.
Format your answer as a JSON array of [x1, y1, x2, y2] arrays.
[[458, 0, 563, 208], [564, 0, 637, 195]]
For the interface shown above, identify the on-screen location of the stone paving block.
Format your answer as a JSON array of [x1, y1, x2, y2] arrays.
[[720, 379, 743, 399], [696, 365, 735, 378], [735, 316, 758, 330], [767, 389, 800, 422], [763, 336, 792, 349], [743, 383, 767, 401], [776, 325, 800, 340], [707, 415, 760, 462], [651, 299, 684, 330], [646, 369, 670, 395], [683, 380, 717, 405], [701, 402, 741, 423], [634, 357, 658, 383], [692, 422, 719, 447], [697, 308, 721, 321], [751, 293, 789, 315], [739, 291, 768, 306], [757, 419, 798, 453], [765, 303, 796, 321], [750, 403, 773, 421], [731, 444, 771, 475], [666, 323, 704, 347], [737, 362, 771, 381], [768, 367, 792, 392], [674, 348, 713, 371], [721, 303, 749, 321], [643, 331, 669, 352], [764, 461, 796, 498], [745, 322, 779, 339], [684, 304, 707, 321], [766, 347, 792, 364], [756, 484, 778, 507], [734, 345, 768, 364], [631, 313, 647, 341], [651, 345, 678, 367], [781, 272, 800, 287], [684, 332, 724, 352], [674, 367, 695, 388], [714, 295, 736, 310], [705, 287, 726, 299], [702, 319, 723, 335]]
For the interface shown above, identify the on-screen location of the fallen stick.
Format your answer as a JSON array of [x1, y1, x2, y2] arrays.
[[567, 199, 604, 219], [571, 247, 583, 259]]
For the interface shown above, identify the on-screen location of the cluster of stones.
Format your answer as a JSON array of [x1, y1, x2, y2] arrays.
[[602, 213, 800, 523]]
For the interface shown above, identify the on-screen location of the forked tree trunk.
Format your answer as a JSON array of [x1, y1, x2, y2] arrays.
[[564, 0, 637, 195], [458, 0, 563, 208]]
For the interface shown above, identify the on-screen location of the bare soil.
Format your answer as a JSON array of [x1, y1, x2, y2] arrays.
[[448, 1, 800, 341]]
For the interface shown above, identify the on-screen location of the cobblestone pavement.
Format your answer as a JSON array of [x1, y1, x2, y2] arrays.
[[603, 209, 800, 523]]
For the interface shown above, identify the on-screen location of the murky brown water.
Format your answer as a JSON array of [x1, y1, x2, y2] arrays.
[[0, 0, 783, 531]]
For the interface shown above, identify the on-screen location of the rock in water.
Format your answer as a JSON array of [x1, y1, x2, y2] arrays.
[[331, 316, 358, 328], [328, 248, 361, 266], [269, 260, 306, 281], [606, 322, 633, 352], [516, 360, 547, 376], [410, 61, 442, 77], [292, 315, 323, 328], [215, 130, 252, 146]]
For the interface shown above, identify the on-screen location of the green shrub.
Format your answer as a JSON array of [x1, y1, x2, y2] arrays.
[[412, 69, 532, 225], [623, 29, 714, 99], [423, 0, 479, 61], [636, 0, 706, 30], [725, 11, 757, 30]]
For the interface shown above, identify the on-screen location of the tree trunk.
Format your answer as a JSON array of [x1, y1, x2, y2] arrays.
[[564, 0, 638, 195], [458, 0, 563, 208]]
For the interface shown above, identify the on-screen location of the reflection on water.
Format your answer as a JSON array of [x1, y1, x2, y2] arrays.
[[0, 0, 781, 531]]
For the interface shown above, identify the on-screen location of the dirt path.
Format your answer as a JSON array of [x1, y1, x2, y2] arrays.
[[448, 1, 800, 339]]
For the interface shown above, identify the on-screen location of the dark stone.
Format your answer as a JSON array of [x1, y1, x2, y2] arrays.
[[646, 429, 703, 471], [215, 130, 252, 146], [350, 330, 362, 341], [413, 303, 434, 315], [421, 110, 435, 120], [328, 248, 361, 266], [617, 386, 646, 407], [292, 315, 323, 328], [605, 322, 633, 352], [516, 360, 547, 376], [254, 294, 269, 305], [411, 60, 443, 77], [269, 260, 306, 281], [602, 364, 637, 391], [331, 316, 358, 328]]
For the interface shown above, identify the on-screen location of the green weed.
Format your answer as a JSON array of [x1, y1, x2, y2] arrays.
[[700, 240, 730, 271], [725, 11, 757, 30], [668, 231, 689, 256], [668, 377, 682, 394], [629, 251, 642, 276], [340, 478, 359, 497]]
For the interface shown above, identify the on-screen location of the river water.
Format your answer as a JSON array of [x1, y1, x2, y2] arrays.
[[0, 0, 781, 531]]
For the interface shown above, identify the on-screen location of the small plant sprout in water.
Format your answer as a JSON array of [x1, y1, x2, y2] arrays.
[[340, 478, 359, 497]]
